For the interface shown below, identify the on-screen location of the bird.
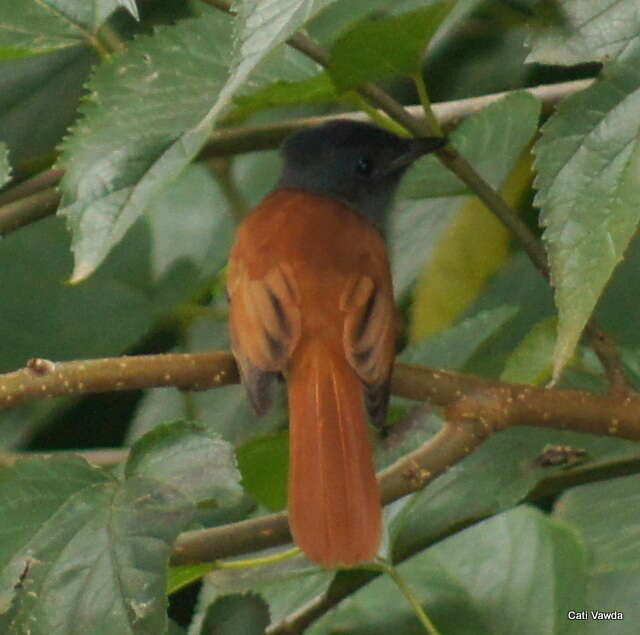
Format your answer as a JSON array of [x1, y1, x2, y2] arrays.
[[227, 119, 445, 568]]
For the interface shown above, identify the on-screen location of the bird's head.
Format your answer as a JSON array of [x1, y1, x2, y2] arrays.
[[279, 119, 446, 228]]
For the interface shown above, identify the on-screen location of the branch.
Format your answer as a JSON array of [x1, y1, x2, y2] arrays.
[[281, 22, 632, 395], [2, 350, 637, 551], [0, 78, 591, 237], [0, 353, 238, 411], [1, 353, 637, 435], [0, 187, 61, 236], [1, 347, 638, 626], [0, 448, 127, 468]]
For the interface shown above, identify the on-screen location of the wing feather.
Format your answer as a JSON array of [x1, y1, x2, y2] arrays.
[[228, 260, 301, 413]]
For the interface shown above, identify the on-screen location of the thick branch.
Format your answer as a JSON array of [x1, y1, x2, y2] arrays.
[[0, 353, 238, 411], [2, 348, 639, 628], [2, 353, 638, 437], [5, 350, 636, 567], [171, 420, 489, 565]]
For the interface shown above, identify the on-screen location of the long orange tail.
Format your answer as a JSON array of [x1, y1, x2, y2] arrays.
[[288, 341, 382, 568]]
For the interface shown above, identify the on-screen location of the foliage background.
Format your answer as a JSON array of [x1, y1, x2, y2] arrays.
[[1, 0, 640, 633]]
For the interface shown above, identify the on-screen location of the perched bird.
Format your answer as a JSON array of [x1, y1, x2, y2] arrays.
[[227, 120, 445, 567]]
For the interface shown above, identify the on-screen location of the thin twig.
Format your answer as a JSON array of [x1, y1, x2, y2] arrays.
[[0, 79, 591, 236], [0, 187, 61, 236], [0, 448, 128, 468], [0, 168, 64, 206]]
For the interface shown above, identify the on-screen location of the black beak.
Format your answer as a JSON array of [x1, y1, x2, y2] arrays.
[[386, 136, 447, 173]]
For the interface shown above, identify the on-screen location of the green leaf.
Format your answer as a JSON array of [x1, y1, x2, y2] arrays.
[[0, 457, 193, 634], [236, 432, 289, 511], [390, 93, 540, 297], [314, 506, 586, 634], [0, 166, 227, 374], [534, 59, 640, 379], [233, 0, 339, 80], [230, 44, 330, 118], [401, 305, 518, 369], [5, 477, 192, 633], [0, 143, 10, 187], [199, 594, 270, 635], [399, 91, 541, 199], [554, 475, 640, 574], [0, 456, 111, 610], [126, 421, 243, 507], [168, 562, 217, 596], [0, 0, 138, 57], [328, 2, 454, 91], [58, 7, 234, 281], [389, 426, 640, 563], [500, 316, 557, 385], [232, 71, 337, 119], [144, 163, 234, 283], [460, 253, 555, 378], [60, 0, 340, 281], [554, 475, 640, 630], [526, 0, 640, 66], [198, 552, 331, 627], [0, 47, 93, 169], [390, 196, 464, 296], [127, 316, 285, 447]]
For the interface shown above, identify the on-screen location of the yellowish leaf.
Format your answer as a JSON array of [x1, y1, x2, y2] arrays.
[[410, 151, 533, 342]]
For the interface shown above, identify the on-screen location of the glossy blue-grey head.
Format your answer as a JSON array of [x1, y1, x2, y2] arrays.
[[279, 119, 446, 228]]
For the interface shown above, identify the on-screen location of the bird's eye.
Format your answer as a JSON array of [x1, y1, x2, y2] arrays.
[[355, 156, 375, 177]]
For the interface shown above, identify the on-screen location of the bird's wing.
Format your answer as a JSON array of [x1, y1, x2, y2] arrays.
[[340, 273, 396, 426], [227, 259, 301, 414]]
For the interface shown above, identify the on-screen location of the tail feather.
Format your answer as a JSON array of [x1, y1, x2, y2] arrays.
[[288, 342, 381, 567]]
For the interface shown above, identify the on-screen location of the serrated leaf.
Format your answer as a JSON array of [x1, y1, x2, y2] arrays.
[[126, 421, 243, 507], [201, 552, 330, 626], [328, 2, 454, 91], [501, 316, 557, 385], [526, 0, 640, 66], [60, 0, 340, 281], [315, 506, 586, 635], [0, 143, 10, 187], [0, 457, 193, 634], [231, 44, 329, 118], [0, 47, 93, 169], [234, 0, 338, 79], [534, 59, 640, 380], [0, 0, 138, 56], [0, 456, 111, 611], [58, 7, 235, 281], [4, 474, 192, 634]]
